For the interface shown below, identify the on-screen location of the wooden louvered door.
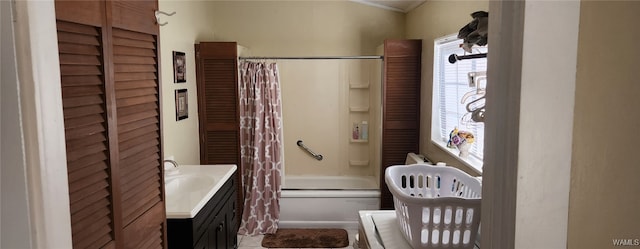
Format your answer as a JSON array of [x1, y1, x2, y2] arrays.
[[57, 16, 118, 249], [112, 27, 165, 249], [195, 42, 240, 164], [110, 1, 165, 248], [380, 39, 422, 209], [195, 42, 242, 230], [55, 0, 165, 248]]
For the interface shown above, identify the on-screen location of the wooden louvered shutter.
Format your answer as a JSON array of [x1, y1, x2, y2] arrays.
[[195, 42, 240, 164], [112, 28, 165, 249], [56, 0, 165, 248], [57, 19, 117, 249], [195, 42, 242, 229], [380, 39, 422, 209], [110, 1, 165, 248]]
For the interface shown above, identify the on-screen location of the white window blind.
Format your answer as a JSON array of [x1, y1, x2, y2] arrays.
[[432, 35, 487, 159]]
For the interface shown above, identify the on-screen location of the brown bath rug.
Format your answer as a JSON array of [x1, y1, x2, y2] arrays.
[[261, 228, 350, 248]]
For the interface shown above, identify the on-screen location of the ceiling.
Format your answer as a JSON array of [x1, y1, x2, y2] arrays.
[[351, 0, 427, 13]]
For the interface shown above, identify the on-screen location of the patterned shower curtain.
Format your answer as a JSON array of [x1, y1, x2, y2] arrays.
[[237, 61, 284, 235]]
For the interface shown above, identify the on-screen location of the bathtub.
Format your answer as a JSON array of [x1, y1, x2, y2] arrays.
[[278, 176, 380, 229]]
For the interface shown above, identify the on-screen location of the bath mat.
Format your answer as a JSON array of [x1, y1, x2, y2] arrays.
[[261, 228, 349, 248]]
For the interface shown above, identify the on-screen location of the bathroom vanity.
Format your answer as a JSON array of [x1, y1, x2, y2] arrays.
[[165, 165, 238, 249]]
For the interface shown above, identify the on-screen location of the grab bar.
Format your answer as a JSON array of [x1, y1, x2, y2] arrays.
[[296, 140, 323, 161]]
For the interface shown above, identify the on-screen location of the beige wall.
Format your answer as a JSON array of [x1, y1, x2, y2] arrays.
[[405, 1, 488, 176], [209, 1, 401, 177], [209, 1, 404, 56], [277, 59, 382, 177], [158, 0, 216, 165], [160, 1, 403, 175], [568, 1, 640, 248]]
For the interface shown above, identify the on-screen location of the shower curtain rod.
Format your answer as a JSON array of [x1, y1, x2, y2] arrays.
[[238, 55, 383, 60]]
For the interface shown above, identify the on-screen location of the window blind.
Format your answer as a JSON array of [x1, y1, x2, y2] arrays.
[[433, 35, 487, 159]]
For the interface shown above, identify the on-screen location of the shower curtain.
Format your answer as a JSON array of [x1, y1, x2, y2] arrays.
[[237, 61, 284, 235]]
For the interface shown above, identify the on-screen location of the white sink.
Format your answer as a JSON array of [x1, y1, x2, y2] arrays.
[[165, 174, 216, 197], [164, 164, 237, 218]]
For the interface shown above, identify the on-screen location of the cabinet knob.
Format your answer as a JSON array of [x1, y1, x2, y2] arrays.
[[217, 223, 224, 231]]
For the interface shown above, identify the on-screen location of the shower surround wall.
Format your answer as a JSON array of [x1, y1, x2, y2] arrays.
[[159, 0, 404, 166], [279, 59, 382, 178]]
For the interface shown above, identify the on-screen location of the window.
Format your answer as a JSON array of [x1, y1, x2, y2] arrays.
[[431, 34, 487, 170]]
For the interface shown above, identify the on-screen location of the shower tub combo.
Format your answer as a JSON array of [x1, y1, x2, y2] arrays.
[[278, 175, 380, 229]]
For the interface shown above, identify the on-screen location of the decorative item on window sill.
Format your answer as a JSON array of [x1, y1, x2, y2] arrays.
[[450, 11, 488, 64], [447, 128, 475, 157]]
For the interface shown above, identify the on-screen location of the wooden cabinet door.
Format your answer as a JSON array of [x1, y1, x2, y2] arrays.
[[225, 188, 238, 247], [195, 42, 243, 227], [380, 39, 422, 210], [55, 0, 165, 248], [194, 234, 207, 249], [194, 42, 240, 165], [210, 213, 227, 249], [224, 199, 238, 248]]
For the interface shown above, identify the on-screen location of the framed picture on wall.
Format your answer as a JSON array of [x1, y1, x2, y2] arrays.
[[175, 89, 188, 120], [173, 51, 186, 83]]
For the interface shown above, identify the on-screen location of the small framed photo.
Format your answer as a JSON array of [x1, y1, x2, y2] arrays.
[[173, 51, 186, 83], [175, 89, 188, 120]]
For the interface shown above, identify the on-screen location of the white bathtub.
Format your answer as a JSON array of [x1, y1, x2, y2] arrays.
[[278, 176, 380, 229]]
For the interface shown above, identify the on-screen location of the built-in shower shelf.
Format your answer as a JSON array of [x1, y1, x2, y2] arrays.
[[350, 83, 370, 89], [349, 160, 370, 167], [350, 139, 368, 143], [349, 106, 369, 112]]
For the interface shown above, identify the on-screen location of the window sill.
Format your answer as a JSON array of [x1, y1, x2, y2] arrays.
[[432, 140, 483, 175]]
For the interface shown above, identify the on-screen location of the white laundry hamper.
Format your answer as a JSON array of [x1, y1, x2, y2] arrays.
[[385, 164, 481, 249]]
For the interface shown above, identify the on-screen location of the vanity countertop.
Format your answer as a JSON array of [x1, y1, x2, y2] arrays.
[[164, 164, 237, 219]]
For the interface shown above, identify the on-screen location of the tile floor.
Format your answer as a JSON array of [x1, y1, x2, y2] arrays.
[[237, 229, 359, 249]]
